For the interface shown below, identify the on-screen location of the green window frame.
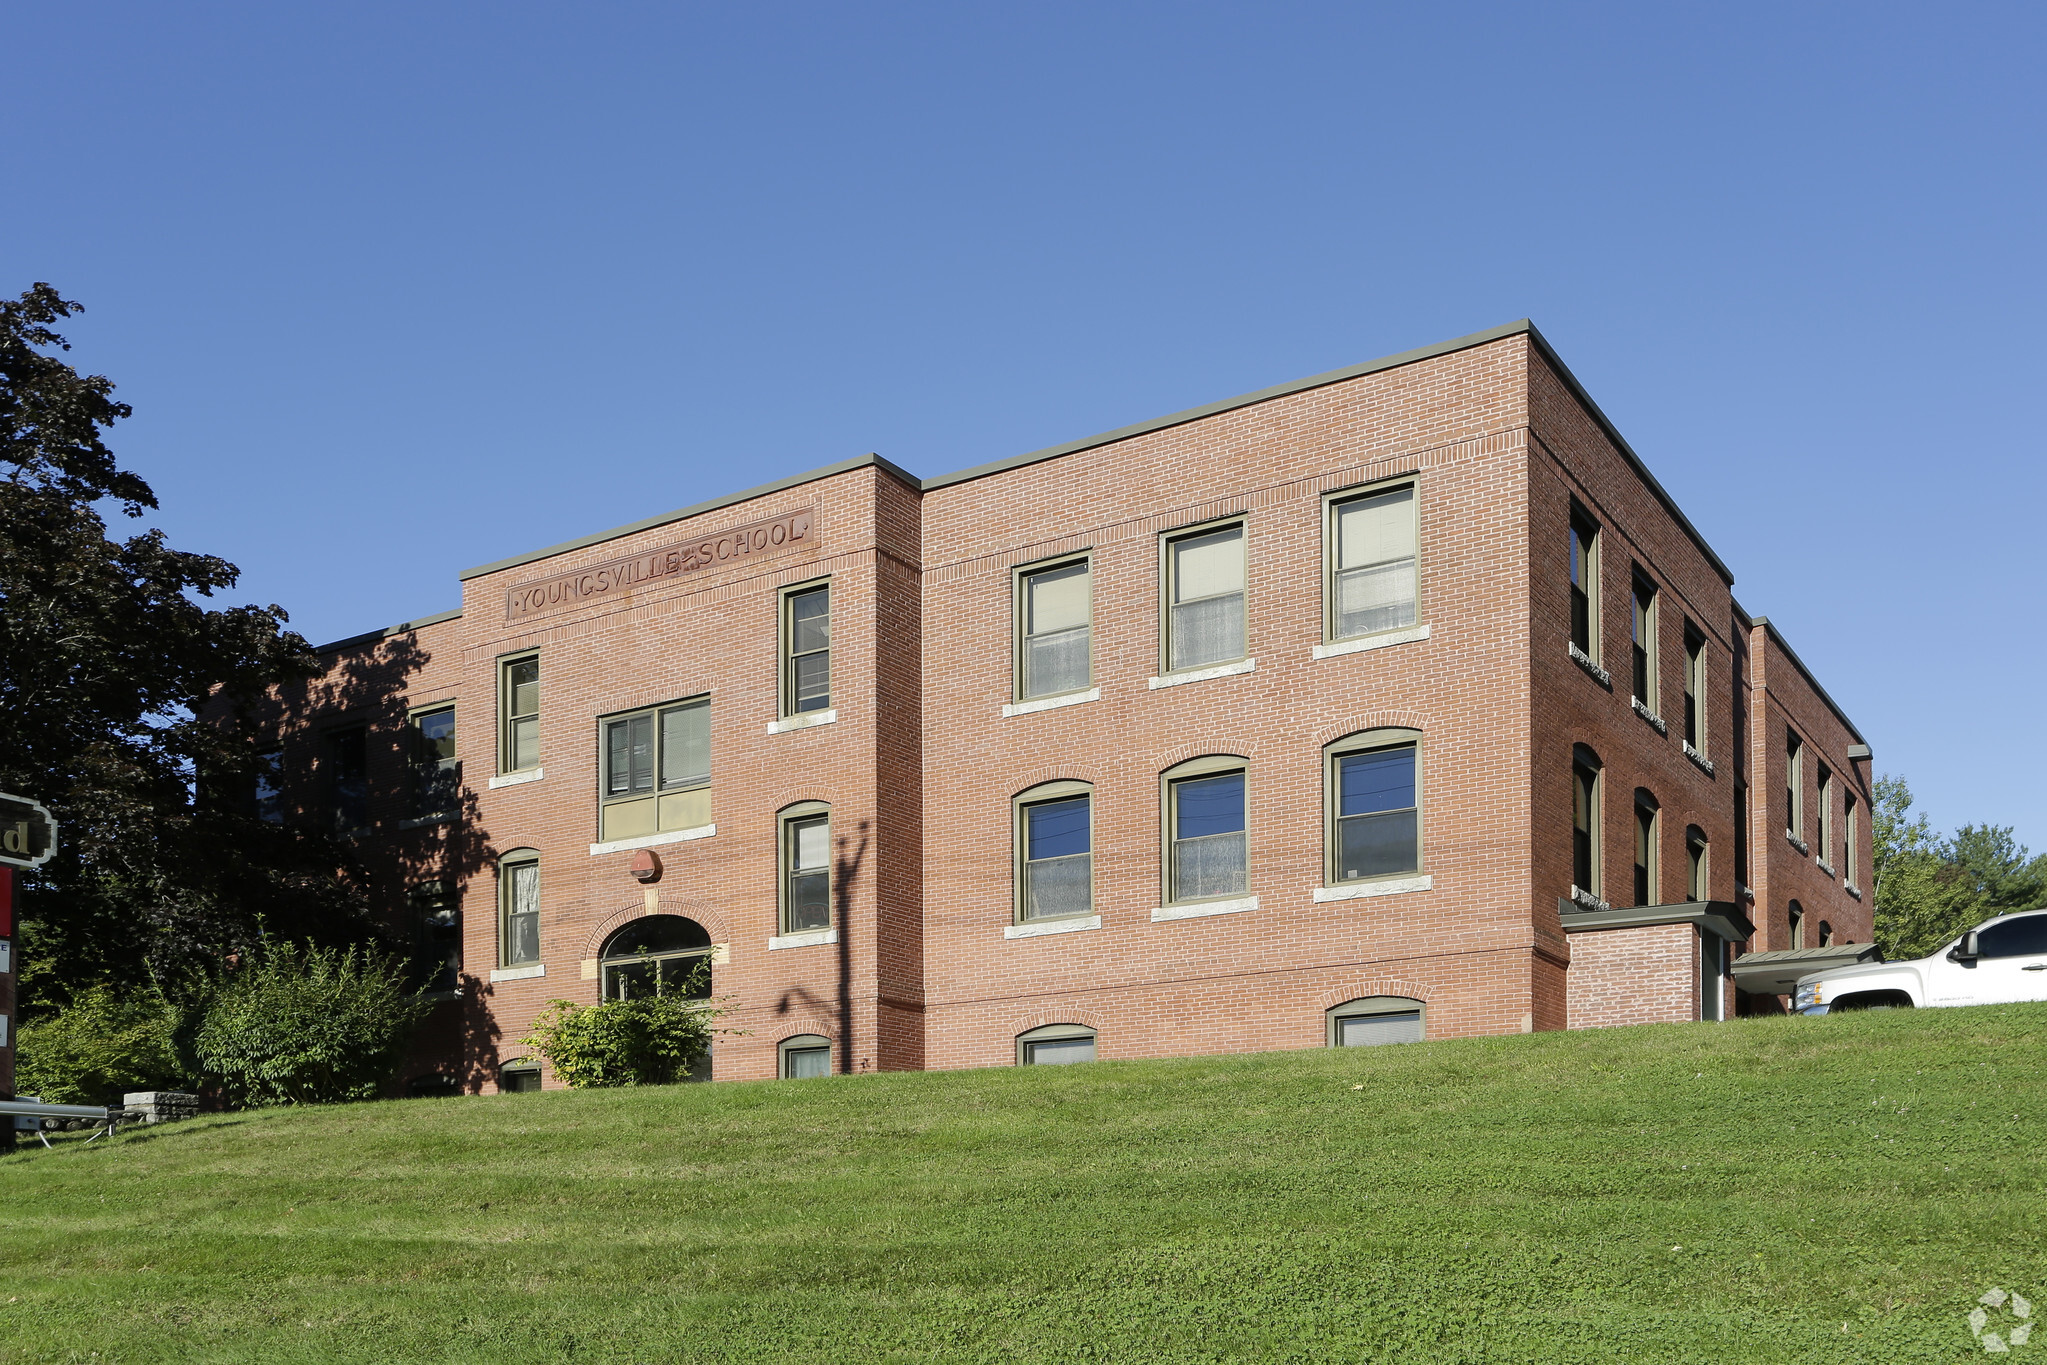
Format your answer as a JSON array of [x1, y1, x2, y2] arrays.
[[1325, 480, 1419, 642], [498, 850, 540, 968], [1014, 780, 1094, 923], [1016, 1023, 1097, 1066], [499, 653, 540, 774], [1844, 793, 1859, 886], [1161, 519, 1246, 673], [1324, 730, 1422, 886], [409, 704, 458, 819], [1685, 826, 1709, 902], [779, 802, 831, 933], [780, 1034, 832, 1079], [1573, 745, 1603, 899], [1014, 556, 1092, 701], [1682, 624, 1707, 753], [1160, 756, 1248, 905], [1569, 508, 1601, 661], [1816, 762, 1834, 867], [1630, 575, 1658, 713], [1327, 996, 1425, 1047], [781, 581, 831, 717], [1786, 731, 1804, 842], [1633, 789, 1660, 908], [597, 696, 711, 842]]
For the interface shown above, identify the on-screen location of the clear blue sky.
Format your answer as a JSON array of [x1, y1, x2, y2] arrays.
[[5, 4, 2042, 844]]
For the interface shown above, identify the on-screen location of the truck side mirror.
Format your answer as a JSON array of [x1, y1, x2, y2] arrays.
[[1951, 931, 1981, 965]]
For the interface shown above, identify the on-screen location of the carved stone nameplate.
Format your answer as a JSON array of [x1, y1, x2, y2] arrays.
[[505, 508, 816, 620]]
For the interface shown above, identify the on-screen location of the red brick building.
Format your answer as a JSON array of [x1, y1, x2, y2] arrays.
[[243, 321, 1873, 1090]]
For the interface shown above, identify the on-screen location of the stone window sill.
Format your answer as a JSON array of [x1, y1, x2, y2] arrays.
[[1631, 697, 1668, 735], [767, 708, 837, 735], [1004, 914, 1100, 939], [1313, 624, 1430, 660], [1148, 658, 1255, 690], [1816, 858, 1836, 878], [397, 812, 457, 830], [1004, 687, 1098, 718], [589, 823, 716, 857], [1787, 834, 1810, 856], [1151, 895, 1259, 922], [1568, 642, 1611, 688], [1567, 884, 1612, 913], [1314, 875, 1432, 903], [489, 963, 546, 983], [1684, 742, 1715, 776], [489, 768, 543, 790], [769, 928, 838, 951], [1846, 883, 1863, 901]]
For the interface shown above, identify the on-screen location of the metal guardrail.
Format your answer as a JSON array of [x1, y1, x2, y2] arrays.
[[0, 1098, 116, 1122]]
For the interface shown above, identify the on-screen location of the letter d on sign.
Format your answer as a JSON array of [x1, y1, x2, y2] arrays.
[[2, 823, 24, 856]]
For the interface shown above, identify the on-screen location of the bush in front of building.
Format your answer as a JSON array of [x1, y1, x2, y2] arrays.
[[194, 941, 429, 1106], [14, 984, 188, 1105], [521, 993, 722, 1088]]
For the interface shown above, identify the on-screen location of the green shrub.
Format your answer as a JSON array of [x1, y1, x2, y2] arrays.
[[522, 992, 723, 1088], [14, 985, 186, 1105], [194, 941, 429, 1106]]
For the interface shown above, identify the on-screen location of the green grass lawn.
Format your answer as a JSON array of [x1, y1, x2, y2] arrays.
[[4, 1006, 2044, 1364]]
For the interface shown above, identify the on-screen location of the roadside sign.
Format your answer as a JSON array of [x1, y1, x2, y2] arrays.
[[0, 792, 57, 870]]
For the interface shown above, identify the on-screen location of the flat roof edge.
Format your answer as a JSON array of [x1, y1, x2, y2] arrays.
[[1520, 324, 1737, 588], [457, 452, 921, 581], [314, 607, 463, 655], [1746, 615, 1869, 748], [920, 319, 1540, 493]]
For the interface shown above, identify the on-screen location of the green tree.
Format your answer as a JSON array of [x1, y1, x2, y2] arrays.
[[194, 941, 429, 1106], [1869, 775, 2045, 961], [13, 985, 187, 1105], [0, 283, 382, 1017]]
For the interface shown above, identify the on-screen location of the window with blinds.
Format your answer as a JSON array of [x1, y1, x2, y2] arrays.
[[1018, 559, 1091, 699], [1164, 525, 1245, 672], [500, 654, 540, 773], [499, 854, 540, 967], [1329, 485, 1417, 640], [598, 697, 711, 842]]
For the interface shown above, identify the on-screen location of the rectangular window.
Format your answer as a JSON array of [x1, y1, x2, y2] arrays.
[[500, 655, 540, 773], [1169, 770, 1247, 902], [1569, 511, 1600, 659], [253, 748, 283, 823], [782, 584, 831, 715], [412, 881, 460, 993], [1631, 577, 1658, 711], [1018, 559, 1091, 699], [1634, 799, 1658, 908], [1573, 760, 1601, 895], [782, 811, 831, 932], [326, 727, 368, 833], [1844, 794, 1859, 885], [1165, 524, 1246, 671], [410, 706, 458, 817], [599, 697, 711, 842], [1786, 732, 1804, 841], [1329, 485, 1417, 640], [1022, 794, 1092, 920], [1332, 744, 1419, 882], [1817, 763, 1834, 867], [1682, 625, 1706, 751], [500, 859, 540, 967]]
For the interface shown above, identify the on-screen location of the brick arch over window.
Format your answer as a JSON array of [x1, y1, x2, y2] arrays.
[[1151, 742, 1261, 772], [1008, 769, 1103, 798], [1009, 1008, 1106, 1037], [1313, 712, 1431, 748], [581, 897, 731, 961], [771, 1016, 841, 1045], [1315, 978, 1434, 1011]]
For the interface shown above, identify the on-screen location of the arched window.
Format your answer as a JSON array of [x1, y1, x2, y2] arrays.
[[1014, 781, 1094, 923], [1017, 1023, 1096, 1066], [1685, 826, 1709, 902], [1818, 919, 1834, 948], [1324, 729, 1422, 886], [779, 802, 831, 933], [1327, 996, 1425, 1047], [779, 1034, 832, 1079], [1161, 756, 1248, 906], [599, 915, 712, 1000], [1633, 789, 1660, 908], [1572, 746, 1603, 898], [1788, 900, 1806, 950], [497, 850, 540, 968]]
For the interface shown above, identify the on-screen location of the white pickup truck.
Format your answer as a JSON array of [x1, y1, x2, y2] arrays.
[[1795, 908, 2047, 1013]]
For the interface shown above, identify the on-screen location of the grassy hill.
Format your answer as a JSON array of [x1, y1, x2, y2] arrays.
[[4, 1006, 2045, 1364]]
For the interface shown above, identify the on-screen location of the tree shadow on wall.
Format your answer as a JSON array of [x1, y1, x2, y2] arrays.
[[775, 818, 869, 1074]]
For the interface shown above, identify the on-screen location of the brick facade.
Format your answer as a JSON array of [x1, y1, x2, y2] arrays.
[[233, 320, 1871, 1090]]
